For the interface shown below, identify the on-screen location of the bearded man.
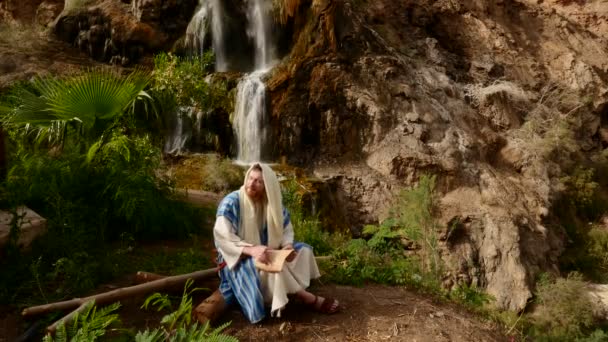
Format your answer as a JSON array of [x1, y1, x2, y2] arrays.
[[213, 163, 339, 323]]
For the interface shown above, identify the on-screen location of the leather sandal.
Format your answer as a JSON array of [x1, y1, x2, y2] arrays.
[[309, 295, 340, 314]]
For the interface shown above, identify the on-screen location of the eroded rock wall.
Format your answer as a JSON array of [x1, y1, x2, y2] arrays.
[[266, 0, 608, 310]]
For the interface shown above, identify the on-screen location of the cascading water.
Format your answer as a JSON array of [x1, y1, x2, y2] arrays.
[[168, 0, 230, 155], [164, 107, 198, 155], [233, 69, 269, 162], [185, 0, 229, 71], [183, 0, 275, 162], [233, 0, 275, 162]]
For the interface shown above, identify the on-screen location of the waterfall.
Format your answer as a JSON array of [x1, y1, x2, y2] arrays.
[[185, 0, 229, 71], [183, 0, 276, 162], [210, 0, 228, 71], [185, 2, 208, 57], [164, 107, 195, 155], [246, 0, 274, 69], [234, 0, 275, 162], [234, 69, 269, 162]]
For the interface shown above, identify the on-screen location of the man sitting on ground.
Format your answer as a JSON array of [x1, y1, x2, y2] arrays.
[[213, 163, 339, 323]]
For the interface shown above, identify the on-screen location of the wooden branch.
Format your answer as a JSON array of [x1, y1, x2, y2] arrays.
[[47, 299, 94, 334], [135, 271, 166, 283], [22, 267, 219, 317]]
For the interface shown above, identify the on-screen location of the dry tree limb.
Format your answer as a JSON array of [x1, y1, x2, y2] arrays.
[[22, 268, 220, 318]]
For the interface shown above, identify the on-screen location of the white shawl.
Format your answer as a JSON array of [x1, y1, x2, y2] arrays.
[[238, 163, 284, 249]]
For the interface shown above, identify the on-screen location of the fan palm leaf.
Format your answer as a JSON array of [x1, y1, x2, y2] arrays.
[[5, 68, 152, 144]]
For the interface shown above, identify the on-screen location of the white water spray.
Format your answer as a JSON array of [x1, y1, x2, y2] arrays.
[[184, 0, 276, 161], [186, 0, 229, 71], [234, 0, 275, 162]]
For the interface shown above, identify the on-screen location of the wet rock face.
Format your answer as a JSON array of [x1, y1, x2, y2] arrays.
[[54, 0, 197, 64], [264, 0, 608, 311], [132, 0, 198, 38]]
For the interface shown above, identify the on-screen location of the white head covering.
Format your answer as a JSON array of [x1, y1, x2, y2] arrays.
[[238, 163, 284, 249]]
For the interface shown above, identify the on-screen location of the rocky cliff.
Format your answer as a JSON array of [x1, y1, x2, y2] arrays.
[[4, 0, 608, 312], [266, 0, 608, 311]]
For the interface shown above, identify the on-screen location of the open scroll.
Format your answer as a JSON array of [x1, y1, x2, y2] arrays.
[[254, 249, 295, 273]]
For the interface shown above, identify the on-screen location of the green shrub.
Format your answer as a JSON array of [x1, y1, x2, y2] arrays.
[[559, 166, 602, 218], [152, 52, 231, 113], [531, 272, 598, 340], [0, 135, 203, 304]]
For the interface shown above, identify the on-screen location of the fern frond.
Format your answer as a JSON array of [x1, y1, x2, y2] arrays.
[[135, 328, 166, 342]]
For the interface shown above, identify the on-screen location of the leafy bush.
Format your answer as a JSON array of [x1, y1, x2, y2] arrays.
[[327, 176, 447, 295], [556, 165, 608, 282], [328, 238, 420, 287], [531, 272, 599, 340], [388, 175, 442, 278], [201, 155, 244, 194], [152, 52, 231, 113], [0, 135, 203, 304], [449, 284, 494, 309], [560, 167, 600, 215], [585, 227, 608, 280]]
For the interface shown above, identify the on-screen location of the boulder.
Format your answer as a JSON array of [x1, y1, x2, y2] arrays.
[[0, 207, 47, 251]]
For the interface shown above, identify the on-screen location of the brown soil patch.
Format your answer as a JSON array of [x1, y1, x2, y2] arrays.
[[1, 279, 512, 341], [220, 284, 510, 342]]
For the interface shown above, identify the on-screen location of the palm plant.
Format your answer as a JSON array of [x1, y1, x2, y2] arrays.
[[2, 68, 154, 151]]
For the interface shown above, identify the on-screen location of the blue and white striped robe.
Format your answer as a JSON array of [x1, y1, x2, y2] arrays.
[[214, 191, 314, 323]]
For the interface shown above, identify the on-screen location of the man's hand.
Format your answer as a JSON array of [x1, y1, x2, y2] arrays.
[[244, 245, 269, 264], [282, 244, 297, 262]]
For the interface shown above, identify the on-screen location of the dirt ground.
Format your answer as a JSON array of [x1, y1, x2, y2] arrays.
[[219, 284, 511, 342], [0, 279, 511, 342]]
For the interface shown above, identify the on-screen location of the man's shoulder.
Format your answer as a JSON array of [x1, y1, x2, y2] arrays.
[[219, 190, 240, 207]]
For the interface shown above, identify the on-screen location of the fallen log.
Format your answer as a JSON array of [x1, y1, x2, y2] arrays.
[[22, 267, 220, 318], [193, 289, 227, 325]]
